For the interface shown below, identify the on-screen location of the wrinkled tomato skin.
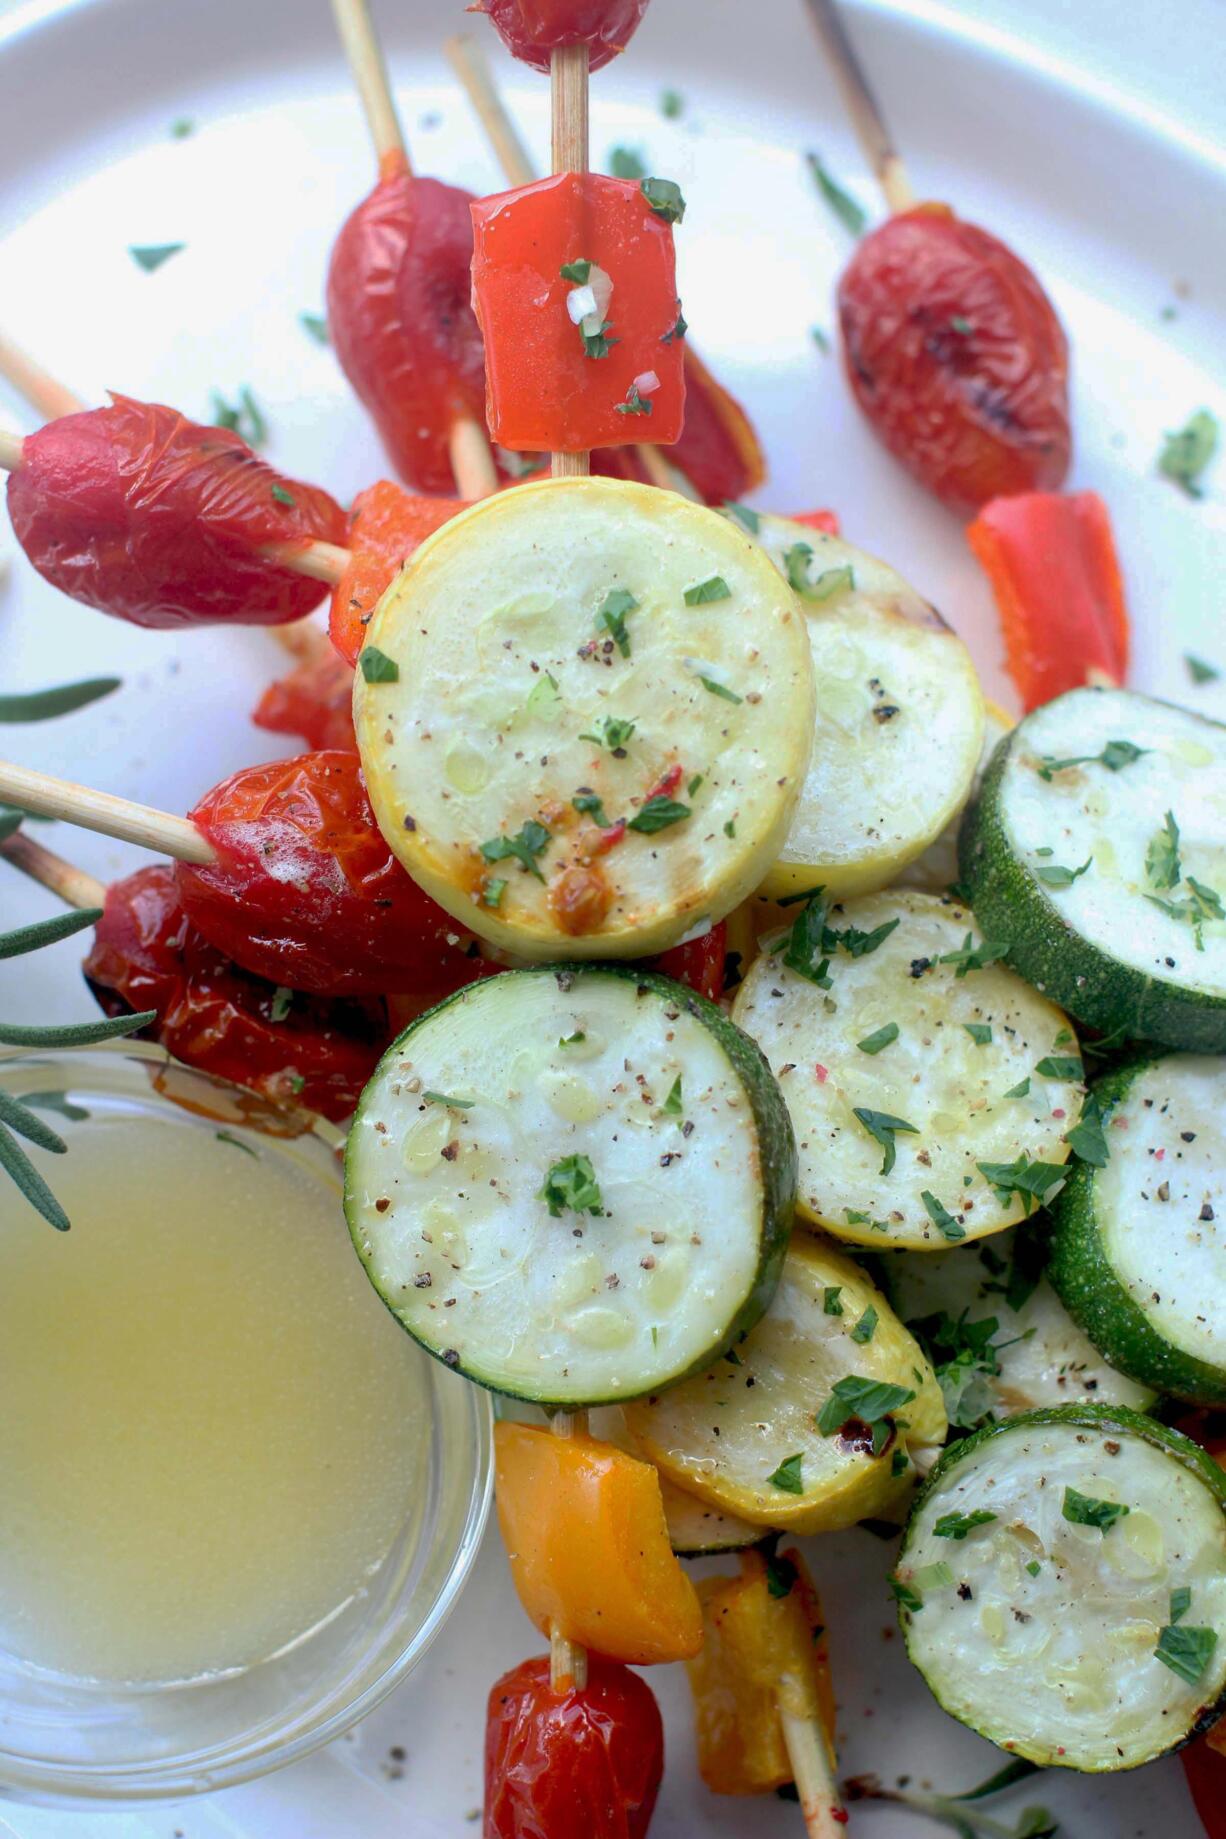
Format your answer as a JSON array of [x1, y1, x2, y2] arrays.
[[327, 166, 489, 494], [479, 0, 650, 72], [252, 648, 356, 751], [83, 866, 388, 1124], [484, 1655, 664, 1839], [329, 481, 468, 665], [176, 751, 489, 999], [838, 208, 1070, 515], [1182, 1733, 1226, 1839], [7, 395, 345, 628], [654, 921, 727, 1002]]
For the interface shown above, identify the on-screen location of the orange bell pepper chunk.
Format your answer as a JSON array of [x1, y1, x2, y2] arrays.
[[471, 171, 685, 453], [967, 489, 1130, 711], [329, 481, 467, 665], [686, 1548, 837, 1800], [494, 1421, 702, 1665]]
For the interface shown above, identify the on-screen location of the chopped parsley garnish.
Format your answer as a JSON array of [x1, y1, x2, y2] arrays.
[[891, 1449, 909, 1477], [783, 543, 855, 603], [572, 790, 612, 827], [539, 1153, 604, 1218], [1155, 1622, 1217, 1686], [1036, 739, 1147, 780], [300, 312, 329, 345], [811, 325, 830, 353], [964, 1023, 993, 1045], [1148, 876, 1226, 951], [780, 890, 832, 986], [581, 321, 619, 360], [1062, 1486, 1129, 1532], [823, 1286, 844, 1316], [950, 315, 974, 335], [640, 176, 686, 223], [423, 1090, 474, 1109], [1035, 1053, 1083, 1080], [559, 1031, 586, 1048], [580, 715, 636, 752], [480, 820, 551, 881], [938, 932, 1011, 978], [662, 1075, 683, 1117], [853, 1107, 919, 1176], [764, 1548, 798, 1598], [1171, 1586, 1193, 1625], [724, 500, 760, 535], [524, 670, 562, 719], [857, 1022, 899, 1055], [699, 676, 743, 704], [560, 258, 592, 283], [816, 1375, 916, 1438], [921, 1190, 964, 1242], [766, 1452, 805, 1494], [684, 575, 731, 605], [723, 819, 736, 838], [613, 383, 653, 416], [844, 1208, 890, 1233], [850, 1304, 879, 1345], [914, 1561, 956, 1594], [933, 1509, 997, 1541], [483, 879, 507, 909], [129, 241, 185, 273], [270, 483, 296, 508], [906, 1308, 1001, 1432], [628, 796, 690, 835], [1146, 810, 1182, 890], [976, 1154, 1067, 1214], [661, 310, 688, 344], [269, 985, 293, 1023], [1026, 1559, 1042, 1577], [1158, 408, 1218, 498], [889, 1575, 924, 1613], [609, 146, 646, 180], [1005, 1076, 1032, 1098], [688, 774, 704, 796], [1186, 652, 1221, 685], [829, 916, 900, 958], [215, 1128, 257, 1158], [170, 117, 194, 139], [1034, 856, 1091, 888], [358, 645, 399, 683], [597, 588, 637, 656], [210, 384, 266, 447], [804, 150, 867, 236], [660, 87, 684, 119], [1065, 1094, 1109, 1167]]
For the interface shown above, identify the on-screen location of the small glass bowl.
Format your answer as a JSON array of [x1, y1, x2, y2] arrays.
[[0, 1042, 492, 1806]]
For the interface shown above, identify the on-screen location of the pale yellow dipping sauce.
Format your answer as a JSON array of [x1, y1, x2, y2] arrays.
[[0, 1111, 426, 1685]]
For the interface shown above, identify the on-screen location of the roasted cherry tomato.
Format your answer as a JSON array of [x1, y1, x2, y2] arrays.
[[477, 0, 651, 72], [838, 207, 1070, 515], [1182, 1731, 1226, 1839], [654, 920, 727, 1003], [252, 646, 356, 752], [7, 394, 345, 628], [175, 751, 492, 999], [328, 159, 489, 495], [967, 489, 1129, 710], [329, 481, 467, 666], [83, 865, 387, 1123], [471, 172, 685, 453], [484, 1654, 664, 1839]]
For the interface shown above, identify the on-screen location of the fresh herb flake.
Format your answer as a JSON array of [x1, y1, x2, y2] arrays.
[[1062, 1485, 1129, 1532], [1155, 1622, 1217, 1686], [853, 1107, 919, 1176], [300, 312, 329, 345], [684, 575, 731, 606], [963, 1022, 993, 1045], [805, 151, 867, 236], [597, 588, 637, 655], [816, 1375, 916, 1437], [1065, 1094, 1110, 1167], [850, 1304, 879, 1345], [767, 1452, 805, 1495], [129, 242, 185, 273], [640, 176, 686, 223], [1186, 653, 1220, 685], [857, 1021, 899, 1055], [977, 1154, 1067, 1215], [627, 796, 690, 835], [699, 676, 742, 704], [938, 932, 1011, 978], [921, 1190, 965, 1242], [1034, 857, 1092, 889], [358, 646, 399, 684], [823, 1286, 844, 1316], [539, 1152, 604, 1218], [480, 820, 552, 881], [609, 146, 646, 181], [1158, 408, 1218, 498], [934, 1509, 998, 1541]]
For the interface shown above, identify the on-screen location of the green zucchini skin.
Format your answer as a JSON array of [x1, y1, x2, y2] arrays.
[[1048, 1055, 1226, 1407], [958, 694, 1226, 1053], [900, 1404, 1226, 1769], [344, 964, 796, 1406]]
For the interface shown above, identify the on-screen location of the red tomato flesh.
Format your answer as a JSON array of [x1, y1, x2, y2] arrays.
[[471, 172, 684, 452], [838, 206, 1070, 515], [6, 395, 345, 629], [329, 481, 468, 666], [478, 0, 651, 72]]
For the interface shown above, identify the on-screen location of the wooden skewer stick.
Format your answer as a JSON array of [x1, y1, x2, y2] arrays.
[[0, 761, 214, 866], [547, 1409, 589, 1691], [779, 1706, 846, 1839], [1, 830, 106, 911], [801, 0, 915, 214], [549, 44, 590, 483], [332, 0, 499, 501], [0, 331, 85, 422]]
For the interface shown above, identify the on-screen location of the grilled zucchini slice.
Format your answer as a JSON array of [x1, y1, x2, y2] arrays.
[[898, 1406, 1226, 1770], [959, 685, 1226, 1051], [736, 513, 984, 899], [345, 966, 794, 1407], [1049, 1053, 1226, 1405], [355, 477, 815, 960], [731, 890, 1076, 1248], [624, 1234, 947, 1534]]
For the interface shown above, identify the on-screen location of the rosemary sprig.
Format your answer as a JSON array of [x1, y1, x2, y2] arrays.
[[0, 909, 154, 1229], [844, 1759, 1055, 1838], [0, 678, 120, 722]]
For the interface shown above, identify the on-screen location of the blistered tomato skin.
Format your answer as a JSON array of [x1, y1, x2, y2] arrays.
[[484, 1655, 663, 1839], [83, 866, 389, 1124], [175, 752, 491, 1000], [479, 0, 650, 73], [327, 164, 489, 494], [6, 395, 346, 629], [838, 207, 1071, 515]]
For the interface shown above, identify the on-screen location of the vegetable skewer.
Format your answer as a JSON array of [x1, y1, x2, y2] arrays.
[[802, 0, 1071, 514]]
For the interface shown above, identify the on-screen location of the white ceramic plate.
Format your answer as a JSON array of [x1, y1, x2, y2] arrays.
[[0, 0, 1222, 1833]]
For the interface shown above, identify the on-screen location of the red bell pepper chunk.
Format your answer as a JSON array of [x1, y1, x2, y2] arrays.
[[329, 480, 468, 666], [484, 1654, 663, 1839], [6, 395, 345, 630], [471, 172, 685, 453], [787, 508, 840, 535], [967, 489, 1129, 710], [1183, 1731, 1226, 1839], [252, 647, 356, 753], [84, 866, 389, 1124], [654, 920, 727, 1002], [477, 0, 651, 73]]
